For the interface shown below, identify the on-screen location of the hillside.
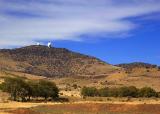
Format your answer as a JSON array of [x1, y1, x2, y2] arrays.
[[116, 62, 159, 74], [0, 45, 118, 77], [117, 62, 158, 70]]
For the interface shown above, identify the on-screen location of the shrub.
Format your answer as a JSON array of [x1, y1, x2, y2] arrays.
[[81, 87, 98, 97], [108, 87, 119, 97], [99, 87, 109, 97], [138, 87, 158, 98], [118, 86, 130, 97], [158, 92, 160, 98], [118, 86, 138, 97], [127, 86, 139, 97], [72, 84, 78, 89]]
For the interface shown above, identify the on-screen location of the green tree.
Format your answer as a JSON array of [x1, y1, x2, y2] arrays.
[[0, 77, 59, 102], [108, 87, 119, 97], [81, 87, 98, 97], [38, 80, 59, 100], [26, 80, 40, 100], [118, 86, 138, 97], [98, 87, 109, 97], [127, 86, 138, 97], [138, 87, 158, 98], [118, 86, 130, 97], [1, 77, 29, 101]]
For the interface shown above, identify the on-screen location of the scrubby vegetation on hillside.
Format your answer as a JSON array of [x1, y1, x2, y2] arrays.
[[116, 62, 159, 74], [0, 77, 59, 102], [0, 45, 115, 77], [117, 62, 157, 70], [81, 86, 159, 98]]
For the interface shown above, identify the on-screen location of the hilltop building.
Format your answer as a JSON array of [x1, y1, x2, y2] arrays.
[[48, 42, 52, 48]]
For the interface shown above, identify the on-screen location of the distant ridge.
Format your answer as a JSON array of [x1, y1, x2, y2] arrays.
[[117, 62, 158, 70], [0, 45, 118, 77]]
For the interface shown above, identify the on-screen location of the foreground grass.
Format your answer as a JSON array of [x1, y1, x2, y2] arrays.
[[7, 103, 160, 114], [1, 97, 160, 114]]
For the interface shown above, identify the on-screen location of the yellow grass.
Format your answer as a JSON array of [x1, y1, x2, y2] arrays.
[[0, 102, 61, 109], [0, 98, 160, 114]]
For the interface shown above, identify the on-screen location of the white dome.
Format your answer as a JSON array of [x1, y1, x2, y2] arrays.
[[48, 42, 51, 48], [36, 42, 40, 45]]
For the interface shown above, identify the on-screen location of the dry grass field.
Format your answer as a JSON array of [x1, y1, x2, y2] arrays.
[[2, 102, 160, 114]]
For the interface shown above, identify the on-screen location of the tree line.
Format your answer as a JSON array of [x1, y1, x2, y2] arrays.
[[81, 86, 160, 98], [0, 77, 59, 102]]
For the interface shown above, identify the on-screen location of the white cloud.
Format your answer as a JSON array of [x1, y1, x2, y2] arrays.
[[0, 0, 160, 47]]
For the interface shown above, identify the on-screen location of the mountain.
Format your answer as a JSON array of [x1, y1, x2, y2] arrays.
[[0, 45, 118, 77]]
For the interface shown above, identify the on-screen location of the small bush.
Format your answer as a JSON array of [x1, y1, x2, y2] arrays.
[[72, 84, 78, 89]]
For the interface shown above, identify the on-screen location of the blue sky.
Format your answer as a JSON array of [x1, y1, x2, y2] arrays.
[[0, 0, 160, 65]]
